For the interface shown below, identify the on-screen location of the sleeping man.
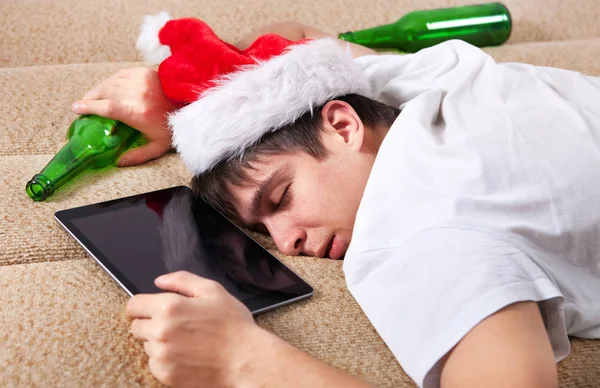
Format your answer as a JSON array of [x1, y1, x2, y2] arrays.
[[70, 15, 600, 388]]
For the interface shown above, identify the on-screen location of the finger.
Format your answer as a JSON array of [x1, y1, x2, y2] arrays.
[[155, 271, 218, 298], [148, 356, 173, 386], [143, 340, 157, 357], [130, 318, 154, 340], [81, 86, 104, 102], [71, 99, 131, 121], [115, 67, 146, 80], [117, 141, 170, 167], [143, 340, 170, 360], [127, 293, 174, 318]]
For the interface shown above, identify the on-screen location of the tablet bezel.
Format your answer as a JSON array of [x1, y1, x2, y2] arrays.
[[54, 186, 313, 315]]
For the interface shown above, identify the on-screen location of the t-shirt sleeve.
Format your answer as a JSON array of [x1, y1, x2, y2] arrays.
[[343, 227, 570, 388]]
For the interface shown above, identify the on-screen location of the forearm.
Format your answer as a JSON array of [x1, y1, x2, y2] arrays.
[[236, 22, 308, 48], [229, 325, 372, 388], [235, 22, 377, 58]]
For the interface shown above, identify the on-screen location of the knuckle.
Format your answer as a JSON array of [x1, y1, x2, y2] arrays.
[[95, 81, 108, 91], [117, 68, 134, 77], [160, 298, 181, 318], [125, 298, 137, 314], [148, 357, 160, 375], [111, 72, 125, 82], [84, 86, 100, 99], [148, 358, 174, 386], [102, 100, 118, 116], [162, 370, 176, 387], [206, 279, 224, 294], [153, 342, 173, 361], [161, 303, 176, 318], [130, 67, 152, 84], [141, 67, 156, 79], [153, 324, 171, 341]]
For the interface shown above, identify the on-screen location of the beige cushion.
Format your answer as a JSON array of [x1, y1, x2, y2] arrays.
[[2, 0, 600, 67], [1, 0, 599, 386]]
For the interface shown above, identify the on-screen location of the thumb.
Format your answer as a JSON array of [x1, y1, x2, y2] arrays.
[[155, 271, 213, 298], [117, 141, 169, 167]]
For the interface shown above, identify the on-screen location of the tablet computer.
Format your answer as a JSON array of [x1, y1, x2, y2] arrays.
[[55, 186, 313, 315]]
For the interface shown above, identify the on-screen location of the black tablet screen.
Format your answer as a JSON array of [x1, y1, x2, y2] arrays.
[[57, 186, 312, 313]]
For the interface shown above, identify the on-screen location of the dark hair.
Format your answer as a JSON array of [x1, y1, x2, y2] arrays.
[[192, 94, 400, 220]]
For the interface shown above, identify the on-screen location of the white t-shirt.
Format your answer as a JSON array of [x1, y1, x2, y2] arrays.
[[344, 40, 600, 388]]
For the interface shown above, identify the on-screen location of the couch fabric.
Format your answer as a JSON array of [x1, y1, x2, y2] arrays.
[[1, 0, 599, 386]]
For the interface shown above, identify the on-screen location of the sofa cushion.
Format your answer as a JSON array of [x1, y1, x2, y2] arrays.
[[1, 0, 600, 67]]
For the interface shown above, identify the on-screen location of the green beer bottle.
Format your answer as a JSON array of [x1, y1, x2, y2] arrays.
[[26, 115, 141, 201], [338, 2, 511, 53]]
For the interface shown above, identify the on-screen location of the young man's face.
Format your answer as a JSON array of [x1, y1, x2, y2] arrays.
[[227, 101, 385, 260]]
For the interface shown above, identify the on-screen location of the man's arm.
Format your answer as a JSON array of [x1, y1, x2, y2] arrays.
[[440, 301, 558, 388], [127, 271, 372, 388], [70, 22, 375, 167], [128, 273, 559, 388], [235, 22, 377, 58], [230, 324, 372, 388]]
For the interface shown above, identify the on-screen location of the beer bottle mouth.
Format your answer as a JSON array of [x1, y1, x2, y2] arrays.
[[26, 174, 53, 201]]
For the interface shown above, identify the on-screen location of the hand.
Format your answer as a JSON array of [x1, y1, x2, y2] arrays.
[[126, 271, 259, 388], [72, 68, 176, 167]]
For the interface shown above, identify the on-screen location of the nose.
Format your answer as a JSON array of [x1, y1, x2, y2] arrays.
[[264, 217, 306, 256]]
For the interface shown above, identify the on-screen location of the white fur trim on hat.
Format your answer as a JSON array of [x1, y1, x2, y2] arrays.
[[136, 11, 172, 65], [169, 38, 373, 175]]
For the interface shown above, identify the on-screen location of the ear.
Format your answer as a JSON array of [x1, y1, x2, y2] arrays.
[[320, 100, 365, 151]]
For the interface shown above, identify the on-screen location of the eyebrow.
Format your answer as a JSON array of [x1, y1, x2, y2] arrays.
[[248, 167, 286, 223]]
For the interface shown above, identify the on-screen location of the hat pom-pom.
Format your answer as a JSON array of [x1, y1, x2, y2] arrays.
[[136, 11, 173, 65]]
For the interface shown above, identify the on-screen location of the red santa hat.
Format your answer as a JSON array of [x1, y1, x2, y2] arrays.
[[136, 12, 373, 175]]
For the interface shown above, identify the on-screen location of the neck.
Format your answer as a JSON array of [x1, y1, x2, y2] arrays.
[[365, 124, 392, 156]]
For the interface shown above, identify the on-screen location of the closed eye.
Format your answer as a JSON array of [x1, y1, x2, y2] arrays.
[[276, 184, 291, 210]]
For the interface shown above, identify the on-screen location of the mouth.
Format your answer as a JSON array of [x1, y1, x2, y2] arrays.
[[325, 237, 334, 258], [325, 235, 345, 260]]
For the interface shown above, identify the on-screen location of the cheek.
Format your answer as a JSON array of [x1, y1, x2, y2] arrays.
[[288, 176, 335, 224], [292, 153, 371, 226], [326, 161, 370, 213], [313, 169, 363, 220]]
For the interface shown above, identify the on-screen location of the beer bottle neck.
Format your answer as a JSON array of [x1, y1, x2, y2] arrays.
[[26, 136, 98, 201], [339, 22, 409, 50]]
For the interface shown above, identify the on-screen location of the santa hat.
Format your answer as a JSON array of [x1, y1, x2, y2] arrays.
[[136, 12, 373, 175]]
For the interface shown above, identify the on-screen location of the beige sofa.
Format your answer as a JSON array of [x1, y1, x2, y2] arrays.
[[1, 0, 599, 386]]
